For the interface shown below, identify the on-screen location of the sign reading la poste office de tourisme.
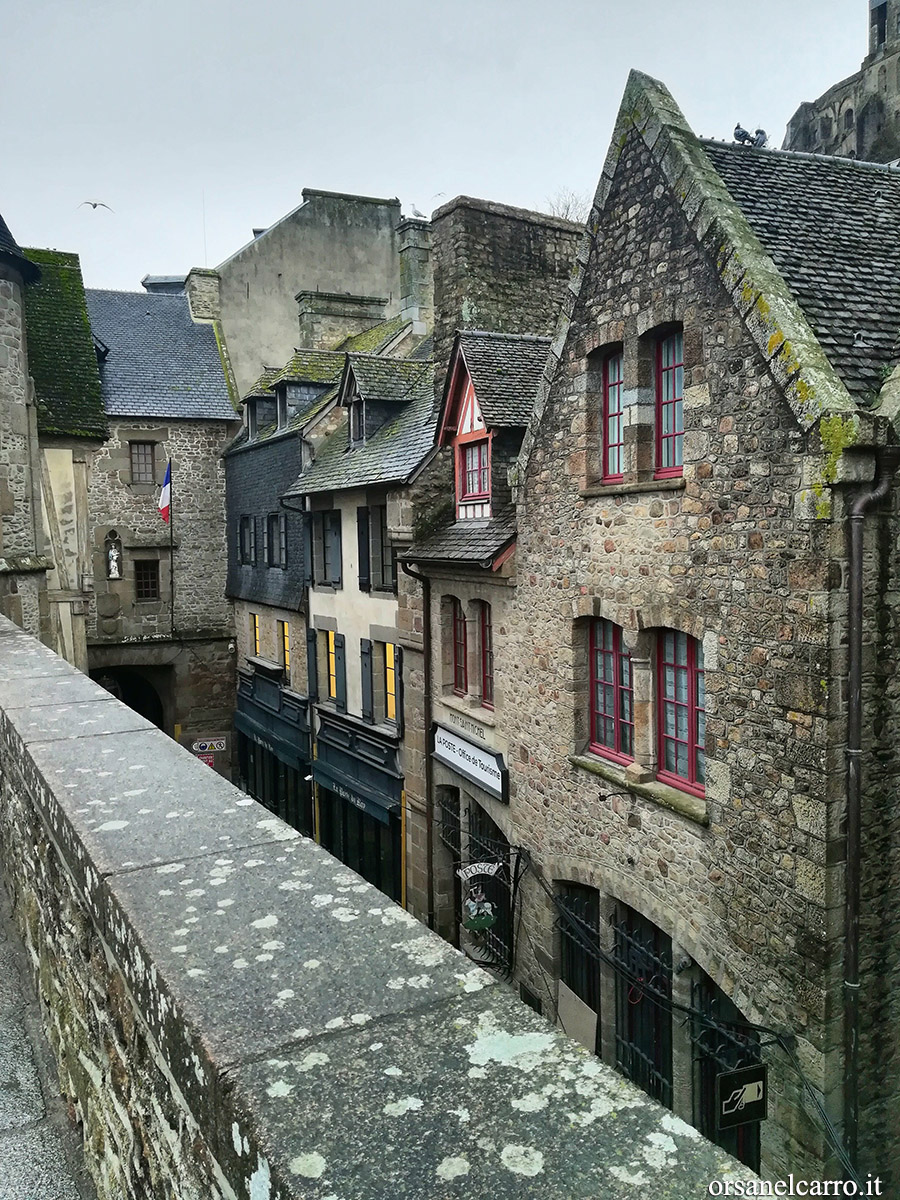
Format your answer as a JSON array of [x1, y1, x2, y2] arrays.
[[432, 724, 508, 803]]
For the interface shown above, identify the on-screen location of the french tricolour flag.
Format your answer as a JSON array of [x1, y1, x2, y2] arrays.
[[158, 460, 171, 524]]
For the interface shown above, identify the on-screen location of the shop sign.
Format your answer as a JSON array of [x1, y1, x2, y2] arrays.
[[432, 725, 508, 802], [457, 862, 502, 882], [716, 1064, 767, 1130]]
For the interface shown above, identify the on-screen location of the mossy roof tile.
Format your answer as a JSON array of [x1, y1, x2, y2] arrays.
[[22, 249, 107, 439]]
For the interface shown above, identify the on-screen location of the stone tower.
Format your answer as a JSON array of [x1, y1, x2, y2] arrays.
[[0, 213, 50, 638], [783, 0, 900, 161]]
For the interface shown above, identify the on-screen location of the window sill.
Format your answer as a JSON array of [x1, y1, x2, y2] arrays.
[[580, 478, 686, 499], [568, 753, 708, 826]]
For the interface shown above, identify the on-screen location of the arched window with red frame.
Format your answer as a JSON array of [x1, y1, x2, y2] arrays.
[[589, 618, 634, 763], [655, 331, 684, 478], [452, 598, 467, 695], [602, 351, 625, 482], [657, 629, 705, 795]]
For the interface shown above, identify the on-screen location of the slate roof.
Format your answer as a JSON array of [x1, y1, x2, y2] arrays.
[[21, 249, 107, 439], [457, 331, 551, 426], [400, 509, 517, 567], [244, 365, 283, 398], [285, 361, 437, 495], [85, 289, 236, 420], [268, 348, 346, 392], [0, 213, 39, 283], [337, 314, 410, 355], [702, 141, 900, 404], [345, 354, 431, 404], [225, 385, 339, 455]]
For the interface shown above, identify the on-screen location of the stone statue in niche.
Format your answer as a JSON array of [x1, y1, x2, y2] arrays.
[[105, 530, 123, 580]]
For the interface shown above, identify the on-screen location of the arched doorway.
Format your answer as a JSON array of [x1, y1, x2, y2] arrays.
[[91, 667, 165, 730]]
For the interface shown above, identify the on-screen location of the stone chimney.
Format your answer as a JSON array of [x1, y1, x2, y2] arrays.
[[295, 291, 387, 350], [430, 195, 581, 393], [185, 268, 221, 322], [397, 217, 433, 334]]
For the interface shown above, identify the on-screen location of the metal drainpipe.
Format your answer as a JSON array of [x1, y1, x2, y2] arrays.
[[401, 561, 435, 930], [844, 445, 900, 1169]]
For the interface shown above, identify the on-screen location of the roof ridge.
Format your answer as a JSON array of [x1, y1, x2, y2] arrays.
[[699, 137, 900, 176], [458, 330, 551, 343]]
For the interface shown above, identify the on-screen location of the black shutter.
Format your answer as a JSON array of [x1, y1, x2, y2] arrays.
[[306, 627, 318, 700], [262, 515, 269, 566], [279, 513, 288, 567], [328, 511, 343, 588], [334, 633, 347, 712], [360, 638, 374, 722], [394, 644, 404, 736], [390, 543, 398, 594], [302, 514, 313, 587], [357, 507, 371, 592]]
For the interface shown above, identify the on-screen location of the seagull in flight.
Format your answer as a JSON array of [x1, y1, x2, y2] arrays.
[[79, 200, 114, 211]]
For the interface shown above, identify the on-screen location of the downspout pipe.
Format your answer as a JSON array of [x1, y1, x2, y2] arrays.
[[844, 445, 900, 1170], [401, 560, 435, 930]]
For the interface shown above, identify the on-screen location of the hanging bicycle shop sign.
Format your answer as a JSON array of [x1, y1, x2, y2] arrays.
[[458, 860, 503, 932]]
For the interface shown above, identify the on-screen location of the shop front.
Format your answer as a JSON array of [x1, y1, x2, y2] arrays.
[[234, 663, 313, 836], [313, 709, 404, 903]]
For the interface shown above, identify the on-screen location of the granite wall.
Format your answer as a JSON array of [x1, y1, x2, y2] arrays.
[[0, 616, 751, 1199]]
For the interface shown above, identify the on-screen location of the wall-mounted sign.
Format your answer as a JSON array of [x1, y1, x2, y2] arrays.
[[432, 725, 508, 802], [192, 738, 226, 753], [716, 1064, 768, 1130], [181, 731, 229, 777], [457, 861, 502, 882]]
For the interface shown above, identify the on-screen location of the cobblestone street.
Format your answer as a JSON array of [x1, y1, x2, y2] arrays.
[[0, 886, 93, 1200]]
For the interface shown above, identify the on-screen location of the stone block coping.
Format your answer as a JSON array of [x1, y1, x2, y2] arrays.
[[0, 614, 755, 1198]]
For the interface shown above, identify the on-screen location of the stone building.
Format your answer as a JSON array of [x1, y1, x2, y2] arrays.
[[84, 287, 239, 769], [784, 0, 900, 161], [403, 68, 900, 1187], [0, 216, 52, 639], [226, 300, 442, 902], [178, 191, 432, 398], [225, 346, 347, 835], [397, 198, 581, 927], [21, 248, 109, 670]]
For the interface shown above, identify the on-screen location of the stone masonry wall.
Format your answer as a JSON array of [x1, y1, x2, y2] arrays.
[[0, 615, 751, 1200], [503, 129, 848, 1180], [88, 419, 235, 641], [0, 264, 38, 556], [431, 198, 581, 395]]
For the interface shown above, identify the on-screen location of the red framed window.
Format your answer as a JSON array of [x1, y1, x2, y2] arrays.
[[452, 599, 467, 694], [655, 332, 684, 478], [480, 602, 494, 709], [589, 619, 634, 763], [657, 630, 705, 795], [460, 440, 490, 501], [602, 351, 625, 481]]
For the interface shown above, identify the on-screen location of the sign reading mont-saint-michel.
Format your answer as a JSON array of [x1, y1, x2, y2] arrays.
[[432, 724, 508, 803]]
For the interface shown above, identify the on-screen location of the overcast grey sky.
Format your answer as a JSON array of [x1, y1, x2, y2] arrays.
[[4, 0, 861, 290]]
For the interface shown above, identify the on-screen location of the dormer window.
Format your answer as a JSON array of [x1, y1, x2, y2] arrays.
[[276, 391, 287, 430], [247, 400, 258, 441], [460, 441, 490, 501], [350, 399, 365, 445]]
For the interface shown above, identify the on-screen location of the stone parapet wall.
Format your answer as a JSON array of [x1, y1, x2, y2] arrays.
[[0, 615, 751, 1198]]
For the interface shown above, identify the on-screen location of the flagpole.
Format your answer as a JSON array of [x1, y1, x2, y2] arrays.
[[169, 460, 175, 638]]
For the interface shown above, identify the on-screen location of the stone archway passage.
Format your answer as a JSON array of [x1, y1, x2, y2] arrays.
[[90, 667, 165, 730]]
